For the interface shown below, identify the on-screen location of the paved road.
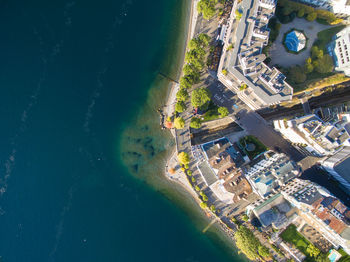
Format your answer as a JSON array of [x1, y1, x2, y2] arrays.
[[236, 109, 304, 162], [203, 74, 304, 162]]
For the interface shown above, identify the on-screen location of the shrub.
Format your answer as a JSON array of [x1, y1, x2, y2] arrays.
[[176, 88, 189, 101], [178, 152, 190, 165], [218, 106, 229, 117], [200, 202, 208, 209], [174, 117, 185, 129], [190, 117, 202, 129], [175, 101, 186, 113], [306, 12, 317, 21]]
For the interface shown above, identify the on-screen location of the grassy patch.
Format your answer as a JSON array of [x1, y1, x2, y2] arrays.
[[239, 135, 267, 160], [339, 248, 350, 262], [314, 25, 346, 51], [280, 224, 311, 256], [202, 102, 219, 122]]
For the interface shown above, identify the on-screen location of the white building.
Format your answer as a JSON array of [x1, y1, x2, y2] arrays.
[[330, 26, 350, 76], [274, 114, 350, 156], [243, 151, 300, 198], [281, 179, 350, 253], [218, 0, 293, 110], [322, 146, 350, 192]]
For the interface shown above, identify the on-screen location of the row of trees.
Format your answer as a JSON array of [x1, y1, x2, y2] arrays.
[[197, 0, 218, 20], [172, 34, 212, 129], [278, 0, 341, 24], [234, 225, 271, 261]]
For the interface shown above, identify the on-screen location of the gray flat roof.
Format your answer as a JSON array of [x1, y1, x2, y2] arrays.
[[334, 155, 350, 184], [198, 161, 218, 186], [225, 0, 292, 105]]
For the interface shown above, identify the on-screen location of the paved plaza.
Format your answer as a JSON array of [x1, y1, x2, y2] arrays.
[[269, 18, 332, 67]]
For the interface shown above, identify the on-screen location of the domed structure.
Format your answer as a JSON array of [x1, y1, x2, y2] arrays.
[[284, 30, 306, 52]]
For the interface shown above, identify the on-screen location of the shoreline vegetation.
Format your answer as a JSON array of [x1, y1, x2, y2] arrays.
[[162, 0, 266, 261]]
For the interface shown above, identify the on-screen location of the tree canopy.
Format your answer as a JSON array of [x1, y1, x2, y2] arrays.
[[175, 101, 186, 113], [197, 0, 217, 20], [218, 106, 229, 118], [190, 117, 202, 129], [178, 152, 190, 165], [306, 12, 317, 21], [191, 87, 211, 108], [234, 225, 271, 260], [315, 54, 334, 73], [174, 117, 185, 129], [176, 88, 189, 101], [288, 66, 306, 84]]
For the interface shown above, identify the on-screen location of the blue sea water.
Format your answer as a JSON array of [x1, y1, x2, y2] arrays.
[[0, 0, 244, 261]]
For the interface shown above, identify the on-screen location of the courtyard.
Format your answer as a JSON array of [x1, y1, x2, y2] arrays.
[[269, 18, 332, 67]]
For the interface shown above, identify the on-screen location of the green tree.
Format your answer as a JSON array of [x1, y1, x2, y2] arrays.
[[197, 33, 211, 47], [175, 101, 186, 113], [304, 57, 314, 73], [210, 205, 216, 212], [191, 87, 211, 108], [234, 225, 261, 260], [297, 8, 305, 17], [222, 69, 228, 75], [190, 117, 202, 128], [202, 195, 208, 201], [315, 54, 334, 73], [178, 152, 190, 165], [311, 45, 324, 59], [282, 6, 293, 15], [307, 244, 320, 258], [242, 214, 249, 222], [174, 117, 185, 129], [197, 0, 217, 20], [218, 106, 229, 117], [200, 202, 208, 209], [195, 185, 200, 192], [183, 64, 199, 76], [306, 12, 317, 21], [240, 83, 247, 90], [288, 66, 306, 83], [188, 38, 202, 50], [258, 245, 270, 259], [179, 76, 192, 89], [176, 88, 189, 101]]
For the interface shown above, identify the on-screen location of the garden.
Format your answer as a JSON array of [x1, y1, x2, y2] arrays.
[[263, 0, 348, 92], [239, 135, 267, 160], [280, 224, 329, 261]]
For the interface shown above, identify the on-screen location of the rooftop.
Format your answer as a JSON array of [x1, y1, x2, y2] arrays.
[[221, 0, 293, 107], [284, 30, 306, 52], [244, 151, 300, 198]]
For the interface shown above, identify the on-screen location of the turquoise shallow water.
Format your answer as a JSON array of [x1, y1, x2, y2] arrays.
[[0, 0, 244, 261]]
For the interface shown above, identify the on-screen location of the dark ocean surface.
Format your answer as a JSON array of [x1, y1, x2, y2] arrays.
[[0, 0, 245, 261]]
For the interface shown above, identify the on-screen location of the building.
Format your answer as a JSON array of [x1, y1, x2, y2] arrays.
[[281, 178, 350, 253], [330, 26, 350, 76], [218, 0, 293, 110], [322, 146, 350, 192], [197, 138, 250, 204], [274, 114, 350, 156], [296, 0, 350, 16], [284, 30, 306, 52], [246, 193, 298, 229], [243, 151, 300, 198]]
